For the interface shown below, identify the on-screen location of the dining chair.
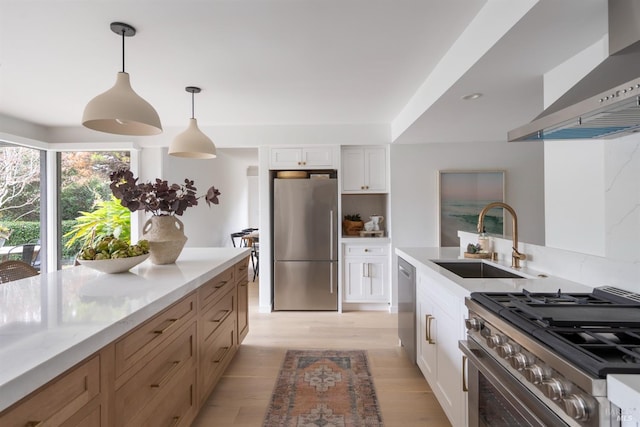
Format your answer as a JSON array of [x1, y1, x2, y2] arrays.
[[0, 260, 39, 283], [251, 242, 259, 282], [230, 231, 248, 247], [7, 244, 38, 265]]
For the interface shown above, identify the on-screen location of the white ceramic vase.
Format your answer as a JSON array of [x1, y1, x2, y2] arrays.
[[142, 215, 188, 265]]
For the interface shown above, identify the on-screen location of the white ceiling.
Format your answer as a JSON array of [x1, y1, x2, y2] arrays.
[[0, 0, 607, 146]]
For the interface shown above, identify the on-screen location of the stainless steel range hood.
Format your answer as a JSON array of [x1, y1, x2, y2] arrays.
[[508, 1, 640, 142]]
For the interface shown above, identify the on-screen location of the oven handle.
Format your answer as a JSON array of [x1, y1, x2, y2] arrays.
[[462, 355, 468, 392]]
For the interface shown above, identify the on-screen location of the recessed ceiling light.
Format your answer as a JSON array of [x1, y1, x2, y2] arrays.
[[462, 93, 483, 101]]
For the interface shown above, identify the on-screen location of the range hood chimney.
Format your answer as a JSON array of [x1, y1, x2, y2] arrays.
[[508, 0, 640, 141]]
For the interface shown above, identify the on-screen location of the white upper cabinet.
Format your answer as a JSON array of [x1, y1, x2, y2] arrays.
[[341, 146, 387, 193], [270, 146, 337, 169]]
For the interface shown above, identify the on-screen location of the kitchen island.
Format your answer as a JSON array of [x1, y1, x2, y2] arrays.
[[0, 247, 250, 426]]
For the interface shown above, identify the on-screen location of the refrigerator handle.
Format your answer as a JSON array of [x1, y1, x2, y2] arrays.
[[329, 209, 334, 260], [330, 262, 334, 294]]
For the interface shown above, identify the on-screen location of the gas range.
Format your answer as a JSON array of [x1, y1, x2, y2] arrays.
[[462, 286, 640, 426]]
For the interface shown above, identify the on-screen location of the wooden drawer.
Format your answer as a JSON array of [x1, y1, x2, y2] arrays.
[[201, 286, 235, 344], [127, 362, 198, 427], [199, 316, 236, 403], [199, 266, 235, 309], [115, 294, 196, 380], [0, 355, 101, 427], [60, 402, 101, 427], [344, 244, 388, 257], [234, 257, 250, 284], [115, 322, 196, 426]]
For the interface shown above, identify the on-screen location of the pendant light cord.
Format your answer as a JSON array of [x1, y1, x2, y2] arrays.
[[121, 28, 126, 73], [191, 91, 195, 119]]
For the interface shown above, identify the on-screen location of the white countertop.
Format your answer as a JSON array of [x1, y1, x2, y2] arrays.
[[395, 247, 594, 295], [0, 247, 250, 412], [395, 247, 640, 418]]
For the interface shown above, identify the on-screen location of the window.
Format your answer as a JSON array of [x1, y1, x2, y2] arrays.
[[0, 142, 44, 269], [59, 151, 131, 267]]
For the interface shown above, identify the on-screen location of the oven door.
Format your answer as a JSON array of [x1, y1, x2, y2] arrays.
[[460, 340, 569, 427]]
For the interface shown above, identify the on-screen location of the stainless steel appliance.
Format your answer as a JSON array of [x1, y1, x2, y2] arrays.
[[273, 177, 338, 310], [509, 1, 640, 142], [460, 286, 640, 426], [398, 257, 416, 363]]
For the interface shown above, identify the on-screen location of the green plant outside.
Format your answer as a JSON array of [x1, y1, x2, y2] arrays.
[[1, 221, 40, 246], [63, 196, 131, 252]]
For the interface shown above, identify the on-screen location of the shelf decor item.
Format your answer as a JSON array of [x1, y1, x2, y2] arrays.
[[109, 168, 221, 264], [77, 253, 150, 274], [343, 214, 364, 236], [76, 235, 150, 273]]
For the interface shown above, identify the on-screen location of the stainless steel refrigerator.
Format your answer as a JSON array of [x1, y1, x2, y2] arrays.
[[273, 178, 338, 310]]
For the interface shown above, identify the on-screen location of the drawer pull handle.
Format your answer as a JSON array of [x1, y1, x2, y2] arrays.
[[215, 280, 228, 289], [26, 422, 43, 427], [170, 416, 180, 427], [212, 346, 231, 364], [154, 318, 178, 334], [150, 361, 180, 388], [210, 309, 231, 323]]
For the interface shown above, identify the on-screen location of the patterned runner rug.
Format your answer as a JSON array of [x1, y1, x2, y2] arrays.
[[262, 349, 384, 427]]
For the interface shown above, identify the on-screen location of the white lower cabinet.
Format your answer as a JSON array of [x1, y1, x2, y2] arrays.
[[416, 269, 468, 427], [343, 243, 389, 304]]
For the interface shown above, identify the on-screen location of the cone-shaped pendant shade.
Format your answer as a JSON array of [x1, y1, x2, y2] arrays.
[[168, 118, 217, 159], [82, 72, 163, 136]]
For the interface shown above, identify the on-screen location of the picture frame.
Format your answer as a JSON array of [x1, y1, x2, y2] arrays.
[[438, 170, 505, 247]]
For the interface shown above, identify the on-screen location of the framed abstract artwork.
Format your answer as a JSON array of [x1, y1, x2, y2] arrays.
[[438, 170, 505, 246]]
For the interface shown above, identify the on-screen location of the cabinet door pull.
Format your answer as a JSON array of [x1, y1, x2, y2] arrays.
[[210, 309, 231, 323], [150, 361, 180, 388], [462, 355, 468, 392], [214, 280, 228, 289], [425, 314, 431, 342], [426, 315, 436, 344], [154, 318, 178, 334]]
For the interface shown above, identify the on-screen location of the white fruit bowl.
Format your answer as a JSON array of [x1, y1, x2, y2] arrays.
[[77, 253, 150, 274]]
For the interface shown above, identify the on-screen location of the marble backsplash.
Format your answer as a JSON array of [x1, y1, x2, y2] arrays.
[[458, 230, 640, 293]]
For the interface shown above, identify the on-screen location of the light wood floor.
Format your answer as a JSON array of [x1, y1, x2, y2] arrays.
[[192, 278, 451, 427]]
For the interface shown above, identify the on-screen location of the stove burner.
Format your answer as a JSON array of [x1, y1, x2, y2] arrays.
[[470, 287, 640, 377], [621, 349, 640, 364], [521, 288, 590, 305]]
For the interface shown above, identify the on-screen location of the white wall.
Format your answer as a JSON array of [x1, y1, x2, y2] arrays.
[[389, 140, 545, 310], [156, 147, 258, 247], [544, 140, 605, 256], [605, 134, 640, 264], [390, 140, 545, 249]]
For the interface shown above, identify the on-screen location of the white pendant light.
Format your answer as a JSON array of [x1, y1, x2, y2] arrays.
[[82, 22, 162, 136], [168, 86, 217, 159]]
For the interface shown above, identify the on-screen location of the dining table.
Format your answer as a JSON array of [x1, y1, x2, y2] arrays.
[[0, 245, 40, 262], [241, 231, 259, 247]]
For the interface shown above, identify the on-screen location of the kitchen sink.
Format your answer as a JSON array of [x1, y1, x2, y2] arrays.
[[432, 261, 526, 279]]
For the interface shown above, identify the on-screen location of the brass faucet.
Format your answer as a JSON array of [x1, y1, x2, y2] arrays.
[[477, 202, 526, 269]]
